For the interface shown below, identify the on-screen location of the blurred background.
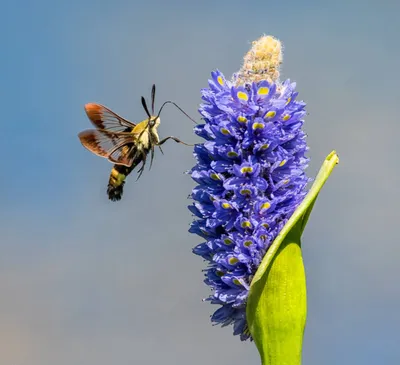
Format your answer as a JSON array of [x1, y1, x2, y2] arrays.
[[1, 0, 399, 364]]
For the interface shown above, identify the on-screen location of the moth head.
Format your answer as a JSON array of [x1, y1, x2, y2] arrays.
[[141, 84, 197, 129], [148, 116, 160, 129]]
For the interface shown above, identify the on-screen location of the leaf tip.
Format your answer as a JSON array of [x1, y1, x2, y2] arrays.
[[326, 150, 339, 164]]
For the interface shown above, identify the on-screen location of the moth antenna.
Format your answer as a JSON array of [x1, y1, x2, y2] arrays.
[[141, 96, 151, 118], [157, 101, 198, 125], [151, 84, 156, 114]]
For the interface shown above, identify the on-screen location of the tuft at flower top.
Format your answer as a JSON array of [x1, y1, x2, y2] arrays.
[[188, 36, 311, 340]]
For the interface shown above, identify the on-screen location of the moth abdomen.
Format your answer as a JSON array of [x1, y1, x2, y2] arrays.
[[107, 164, 135, 201]]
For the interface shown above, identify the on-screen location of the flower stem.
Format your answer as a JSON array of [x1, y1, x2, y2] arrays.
[[246, 151, 339, 364]]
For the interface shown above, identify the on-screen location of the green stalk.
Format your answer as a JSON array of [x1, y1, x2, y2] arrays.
[[246, 151, 339, 365]]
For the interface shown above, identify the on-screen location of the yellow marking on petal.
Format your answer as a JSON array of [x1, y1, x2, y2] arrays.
[[237, 91, 249, 101], [233, 279, 242, 286], [210, 196, 216, 201], [262, 223, 269, 228], [261, 144, 269, 150], [252, 122, 265, 130], [260, 234, 267, 241], [217, 75, 224, 85], [237, 116, 247, 123], [240, 166, 253, 174], [229, 257, 239, 265], [258, 87, 270, 96], [220, 128, 231, 135], [244, 240, 253, 247], [283, 114, 291, 121], [224, 238, 233, 245], [216, 270, 224, 277], [222, 202, 232, 209], [283, 179, 290, 184], [265, 111, 276, 118], [240, 189, 251, 195], [279, 159, 287, 167], [286, 97, 292, 105], [227, 151, 239, 158], [261, 202, 271, 210], [200, 229, 209, 236], [210, 173, 221, 180], [241, 221, 252, 228]]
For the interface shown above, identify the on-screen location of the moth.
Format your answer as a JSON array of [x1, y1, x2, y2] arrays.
[[78, 84, 195, 201]]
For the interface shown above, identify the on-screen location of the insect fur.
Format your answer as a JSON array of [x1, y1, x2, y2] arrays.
[[78, 84, 197, 201]]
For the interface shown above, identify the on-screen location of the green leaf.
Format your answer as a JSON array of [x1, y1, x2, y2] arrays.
[[246, 151, 339, 365]]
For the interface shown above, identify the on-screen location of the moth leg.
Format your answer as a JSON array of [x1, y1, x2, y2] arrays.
[[149, 143, 155, 169], [136, 151, 148, 181], [157, 136, 193, 147], [158, 145, 164, 155], [148, 131, 156, 170]]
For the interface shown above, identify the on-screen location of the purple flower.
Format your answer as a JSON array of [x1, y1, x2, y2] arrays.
[[188, 70, 310, 340]]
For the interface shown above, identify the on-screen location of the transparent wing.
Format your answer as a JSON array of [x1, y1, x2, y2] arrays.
[[109, 142, 138, 166], [78, 129, 138, 167], [84, 103, 136, 132]]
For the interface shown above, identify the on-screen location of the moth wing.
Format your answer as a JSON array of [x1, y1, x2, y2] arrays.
[[78, 129, 138, 167], [84, 103, 136, 132], [108, 143, 138, 166]]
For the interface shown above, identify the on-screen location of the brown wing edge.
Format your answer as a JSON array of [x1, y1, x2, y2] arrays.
[[78, 129, 110, 159]]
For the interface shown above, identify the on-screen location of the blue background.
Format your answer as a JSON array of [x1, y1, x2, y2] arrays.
[[2, 0, 400, 364]]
